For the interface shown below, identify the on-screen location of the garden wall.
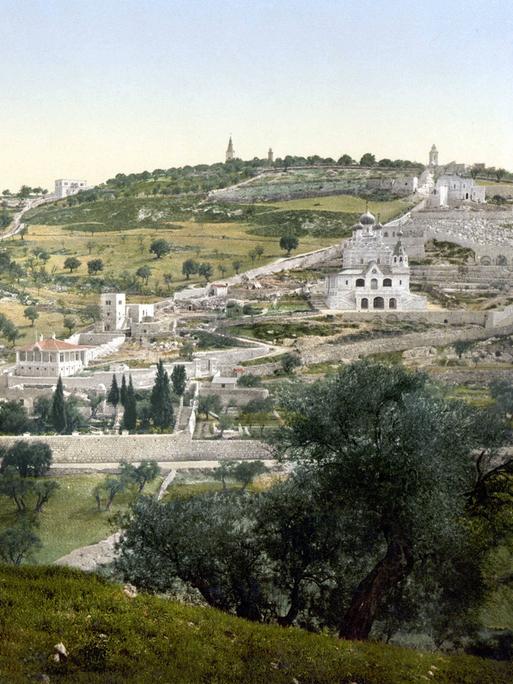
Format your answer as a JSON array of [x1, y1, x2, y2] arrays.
[[0, 433, 270, 466]]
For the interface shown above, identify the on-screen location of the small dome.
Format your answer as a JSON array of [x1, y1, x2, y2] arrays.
[[359, 211, 376, 225]]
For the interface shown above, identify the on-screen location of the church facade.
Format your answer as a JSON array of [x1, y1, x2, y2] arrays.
[[325, 212, 427, 311]]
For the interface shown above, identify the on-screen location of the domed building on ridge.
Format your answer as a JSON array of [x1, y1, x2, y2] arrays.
[[325, 211, 427, 311]]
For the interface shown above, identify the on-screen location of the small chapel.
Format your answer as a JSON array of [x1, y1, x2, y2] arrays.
[[325, 211, 427, 311]]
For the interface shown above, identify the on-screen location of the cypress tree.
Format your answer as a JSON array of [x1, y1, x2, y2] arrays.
[[120, 374, 128, 407], [150, 359, 174, 430], [171, 364, 187, 396], [107, 374, 120, 407], [122, 375, 137, 431], [51, 375, 67, 433]]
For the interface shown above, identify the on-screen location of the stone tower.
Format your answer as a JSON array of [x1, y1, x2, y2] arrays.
[[226, 136, 234, 162], [429, 144, 438, 167], [268, 147, 274, 165]]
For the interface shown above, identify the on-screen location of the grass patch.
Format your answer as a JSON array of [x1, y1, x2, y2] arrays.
[[0, 564, 511, 683], [0, 474, 162, 564]]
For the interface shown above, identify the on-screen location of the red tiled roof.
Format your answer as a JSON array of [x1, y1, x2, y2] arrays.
[[18, 338, 91, 352]]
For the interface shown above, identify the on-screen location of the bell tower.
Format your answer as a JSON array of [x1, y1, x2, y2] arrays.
[[226, 136, 234, 162], [429, 144, 438, 167]]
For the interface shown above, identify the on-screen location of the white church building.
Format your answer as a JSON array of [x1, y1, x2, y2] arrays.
[[427, 174, 486, 208], [325, 212, 427, 311]]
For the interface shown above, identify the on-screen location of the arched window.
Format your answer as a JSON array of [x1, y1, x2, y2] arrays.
[[361, 298, 368, 310], [373, 296, 384, 309], [389, 298, 397, 309], [356, 278, 365, 287], [371, 278, 378, 290], [383, 278, 392, 287]]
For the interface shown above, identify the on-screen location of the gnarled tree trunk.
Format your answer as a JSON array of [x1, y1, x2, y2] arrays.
[[339, 538, 413, 640]]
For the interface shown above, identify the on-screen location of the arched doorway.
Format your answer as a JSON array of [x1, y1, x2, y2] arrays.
[[373, 297, 384, 310], [361, 298, 368, 310], [389, 298, 397, 309]]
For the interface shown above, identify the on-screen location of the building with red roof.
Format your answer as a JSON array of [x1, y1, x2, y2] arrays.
[[15, 335, 94, 377]]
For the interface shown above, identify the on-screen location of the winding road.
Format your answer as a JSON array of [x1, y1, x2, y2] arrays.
[[0, 195, 53, 241]]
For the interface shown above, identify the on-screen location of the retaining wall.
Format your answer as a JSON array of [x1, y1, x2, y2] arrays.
[[299, 323, 513, 365], [198, 385, 269, 406], [330, 310, 487, 326], [0, 433, 271, 465]]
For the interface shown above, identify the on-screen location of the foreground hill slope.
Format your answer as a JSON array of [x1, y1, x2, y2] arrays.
[[0, 565, 511, 683]]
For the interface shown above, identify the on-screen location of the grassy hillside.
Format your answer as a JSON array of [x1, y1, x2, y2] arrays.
[[0, 564, 511, 684]]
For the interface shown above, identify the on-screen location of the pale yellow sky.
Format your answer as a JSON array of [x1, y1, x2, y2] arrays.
[[0, 0, 511, 191]]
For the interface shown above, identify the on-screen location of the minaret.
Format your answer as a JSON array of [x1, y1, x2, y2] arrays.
[[226, 136, 234, 162], [268, 147, 274, 165], [429, 144, 438, 167]]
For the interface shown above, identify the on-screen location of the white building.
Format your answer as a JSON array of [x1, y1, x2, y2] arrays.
[[207, 282, 229, 297], [15, 336, 93, 377], [325, 212, 426, 311], [101, 293, 128, 331], [100, 293, 157, 334], [55, 179, 88, 199], [427, 174, 486, 208]]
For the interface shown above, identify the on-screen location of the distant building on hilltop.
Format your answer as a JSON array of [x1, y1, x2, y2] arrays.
[[55, 179, 88, 199], [226, 137, 235, 162], [426, 174, 486, 208], [429, 144, 439, 167], [325, 211, 426, 311]]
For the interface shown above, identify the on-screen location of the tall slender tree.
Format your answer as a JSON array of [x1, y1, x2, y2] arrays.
[[150, 359, 174, 430], [122, 376, 137, 431], [107, 374, 120, 407], [51, 376, 67, 433], [120, 374, 128, 408], [170, 364, 187, 397]]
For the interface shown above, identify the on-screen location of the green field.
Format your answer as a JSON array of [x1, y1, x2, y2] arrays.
[[269, 194, 413, 220], [0, 474, 162, 564], [0, 564, 511, 683]]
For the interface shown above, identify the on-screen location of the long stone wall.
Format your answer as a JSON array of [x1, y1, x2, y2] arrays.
[[330, 310, 487, 326], [0, 433, 271, 465], [298, 322, 513, 365], [198, 385, 270, 406]]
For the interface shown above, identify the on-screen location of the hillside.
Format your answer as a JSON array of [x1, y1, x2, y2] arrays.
[[1, 564, 511, 684]]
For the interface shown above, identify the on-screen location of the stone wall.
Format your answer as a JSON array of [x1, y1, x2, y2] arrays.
[[330, 310, 487, 326], [0, 433, 270, 465], [198, 385, 269, 406], [298, 323, 513, 365], [428, 367, 513, 385], [486, 305, 513, 329]]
